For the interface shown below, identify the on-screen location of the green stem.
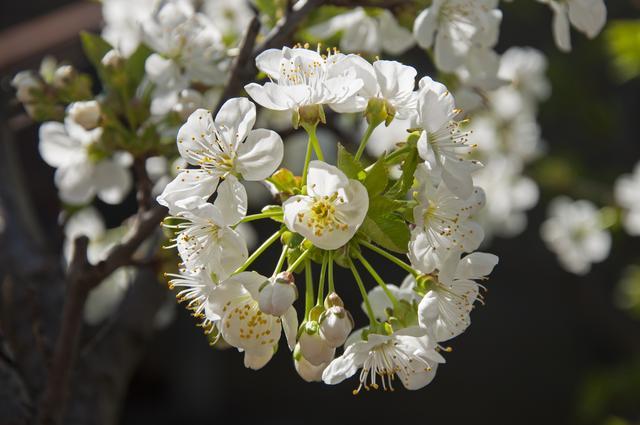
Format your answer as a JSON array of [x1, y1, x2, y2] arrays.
[[328, 250, 335, 294], [301, 131, 314, 186], [355, 251, 399, 309], [273, 245, 289, 277], [240, 211, 282, 223], [304, 260, 314, 320], [302, 123, 324, 161], [234, 228, 285, 274], [384, 145, 412, 164], [355, 120, 380, 161], [316, 251, 328, 305], [359, 240, 418, 277], [286, 246, 313, 273], [349, 259, 377, 326]]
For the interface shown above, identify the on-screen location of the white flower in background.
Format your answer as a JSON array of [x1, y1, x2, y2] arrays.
[[202, 0, 253, 41], [365, 278, 419, 322], [413, 0, 502, 72], [415, 251, 498, 342], [361, 116, 415, 160], [101, 0, 156, 56], [474, 156, 539, 239], [64, 207, 134, 324], [614, 162, 640, 236], [329, 58, 417, 120], [409, 164, 486, 272], [454, 48, 507, 92], [11, 70, 41, 104], [307, 8, 414, 55], [244, 46, 364, 112], [539, 0, 606, 52], [157, 97, 283, 215], [541, 197, 611, 275], [173, 181, 248, 279], [417, 77, 482, 199], [283, 161, 368, 250], [322, 327, 445, 392], [498, 47, 550, 105], [39, 117, 132, 205], [67, 100, 101, 130], [142, 1, 227, 115], [206, 271, 298, 370]]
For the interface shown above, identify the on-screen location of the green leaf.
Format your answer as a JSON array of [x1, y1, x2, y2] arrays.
[[388, 146, 419, 199], [367, 196, 405, 218], [80, 32, 113, 71], [363, 156, 388, 197], [606, 20, 640, 82], [125, 44, 153, 91], [359, 214, 410, 253], [337, 144, 363, 179]]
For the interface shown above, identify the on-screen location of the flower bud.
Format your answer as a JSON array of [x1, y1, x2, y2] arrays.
[[258, 271, 298, 317], [67, 100, 101, 130], [52, 65, 75, 88], [319, 305, 354, 348], [11, 71, 41, 104], [365, 97, 395, 126], [294, 104, 326, 129], [101, 49, 124, 68], [298, 321, 335, 366], [294, 355, 327, 382]]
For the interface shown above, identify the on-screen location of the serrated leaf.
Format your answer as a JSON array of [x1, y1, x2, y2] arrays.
[[337, 144, 363, 179], [360, 214, 410, 253], [80, 32, 113, 71], [388, 146, 419, 199], [364, 156, 389, 197], [367, 196, 405, 218]]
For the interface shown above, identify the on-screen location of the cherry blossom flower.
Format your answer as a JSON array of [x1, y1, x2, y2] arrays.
[[539, 0, 606, 52], [615, 162, 640, 236], [283, 161, 368, 250]]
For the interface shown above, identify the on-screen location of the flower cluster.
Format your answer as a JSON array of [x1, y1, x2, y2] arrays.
[[160, 45, 498, 391]]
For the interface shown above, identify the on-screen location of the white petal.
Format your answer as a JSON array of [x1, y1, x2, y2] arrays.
[[282, 306, 299, 351], [214, 97, 256, 148], [373, 60, 417, 102], [254, 48, 283, 79], [94, 159, 132, 205], [243, 347, 274, 370], [55, 163, 96, 205], [213, 175, 247, 225], [456, 252, 499, 280], [306, 161, 349, 197], [38, 122, 82, 168], [156, 170, 219, 215], [551, 4, 572, 52], [413, 8, 437, 49], [568, 0, 606, 39], [177, 108, 215, 165], [235, 129, 284, 180], [378, 11, 415, 55]]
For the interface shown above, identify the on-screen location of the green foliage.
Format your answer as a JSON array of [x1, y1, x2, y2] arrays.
[[605, 20, 640, 82], [363, 156, 389, 197], [337, 143, 364, 179], [80, 31, 113, 71], [359, 213, 410, 254]]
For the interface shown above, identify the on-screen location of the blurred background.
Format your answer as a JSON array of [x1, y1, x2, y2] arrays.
[[1, 1, 640, 425]]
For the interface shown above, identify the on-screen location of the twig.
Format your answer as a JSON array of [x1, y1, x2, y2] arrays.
[[214, 16, 261, 114], [133, 157, 153, 213], [36, 204, 166, 425]]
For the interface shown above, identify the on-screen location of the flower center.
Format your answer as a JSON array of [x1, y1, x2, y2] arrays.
[[299, 193, 348, 237]]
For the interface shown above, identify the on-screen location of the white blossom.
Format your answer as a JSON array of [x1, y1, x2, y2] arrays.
[[258, 272, 299, 317], [244, 46, 364, 112], [614, 162, 640, 236], [206, 271, 298, 370], [539, 0, 606, 52], [283, 161, 368, 250], [541, 197, 611, 275], [322, 327, 445, 392], [39, 118, 132, 205], [308, 8, 414, 55], [416, 77, 482, 199], [413, 0, 502, 72]]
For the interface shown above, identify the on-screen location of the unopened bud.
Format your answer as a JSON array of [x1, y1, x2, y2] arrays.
[[294, 104, 326, 129], [258, 271, 298, 317], [323, 292, 344, 308], [298, 321, 335, 366], [101, 49, 124, 68], [365, 97, 395, 126], [67, 100, 101, 130], [319, 305, 354, 348], [293, 343, 327, 382], [11, 71, 41, 104], [52, 65, 75, 88]]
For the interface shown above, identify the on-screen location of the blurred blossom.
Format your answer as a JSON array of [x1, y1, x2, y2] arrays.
[[538, 0, 607, 52], [202, 0, 254, 42], [541, 197, 611, 275], [307, 8, 414, 55], [474, 156, 539, 240], [64, 207, 135, 324], [101, 0, 157, 56], [614, 162, 640, 236]]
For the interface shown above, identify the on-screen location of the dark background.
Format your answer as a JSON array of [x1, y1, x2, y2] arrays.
[[1, 1, 640, 425]]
